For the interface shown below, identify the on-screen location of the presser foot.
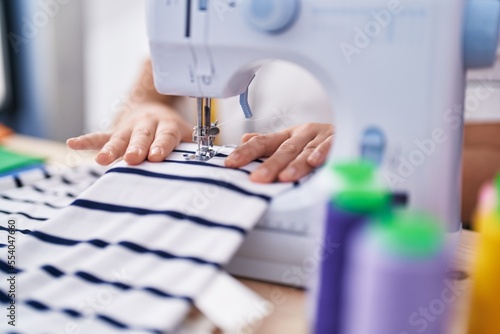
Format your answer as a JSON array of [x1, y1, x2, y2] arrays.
[[183, 146, 217, 162], [188, 124, 220, 162], [188, 97, 220, 162]]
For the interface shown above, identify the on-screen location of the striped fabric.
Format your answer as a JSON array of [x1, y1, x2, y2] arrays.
[[0, 143, 295, 333]]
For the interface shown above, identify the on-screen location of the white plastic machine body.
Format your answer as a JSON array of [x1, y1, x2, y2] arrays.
[[147, 0, 500, 285]]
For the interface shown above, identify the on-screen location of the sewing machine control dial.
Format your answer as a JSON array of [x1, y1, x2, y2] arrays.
[[243, 0, 299, 33], [464, 0, 500, 68]]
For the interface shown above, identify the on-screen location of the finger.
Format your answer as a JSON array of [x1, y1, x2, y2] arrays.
[[307, 135, 333, 167], [95, 130, 132, 166], [241, 133, 260, 144], [66, 133, 111, 151], [225, 131, 290, 168], [148, 124, 182, 162], [251, 134, 313, 183], [278, 142, 322, 182], [124, 120, 158, 165]]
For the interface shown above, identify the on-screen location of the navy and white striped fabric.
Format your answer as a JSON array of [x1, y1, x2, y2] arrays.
[[0, 143, 295, 333]]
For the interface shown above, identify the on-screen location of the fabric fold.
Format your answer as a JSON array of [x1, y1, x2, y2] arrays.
[[0, 143, 296, 333]]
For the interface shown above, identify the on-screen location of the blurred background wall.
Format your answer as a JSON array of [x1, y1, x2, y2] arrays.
[[0, 0, 149, 141], [1, 0, 85, 140], [83, 0, 149, 135]]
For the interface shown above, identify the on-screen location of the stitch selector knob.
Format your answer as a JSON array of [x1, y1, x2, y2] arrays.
[[243, 0, 300, 33]]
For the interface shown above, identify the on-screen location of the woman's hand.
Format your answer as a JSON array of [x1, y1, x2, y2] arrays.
[[67, 102, 192, 166], [225, 123, 334, 183]]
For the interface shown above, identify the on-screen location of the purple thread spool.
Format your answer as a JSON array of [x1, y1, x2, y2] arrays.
[[313, 161, 389, 334], [342, 211, 449, 334]]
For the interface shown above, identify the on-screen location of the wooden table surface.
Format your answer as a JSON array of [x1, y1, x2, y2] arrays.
[[1, 135, 480, 334]]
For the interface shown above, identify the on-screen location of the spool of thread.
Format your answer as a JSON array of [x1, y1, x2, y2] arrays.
[[342, 211, 448, 334], [313, 161, 389, 334], [467, 174, 500, 334]]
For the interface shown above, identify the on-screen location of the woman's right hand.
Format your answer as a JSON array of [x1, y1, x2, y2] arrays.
[[67, 102, 193, 166]]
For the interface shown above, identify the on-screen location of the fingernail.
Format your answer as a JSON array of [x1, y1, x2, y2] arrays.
[[96, 150, 113, 164], [229, 152, 240, 162], [309, 151, 322, 164], [225, 153, 240, 167], [150, 147, 163, 157], [253, 167, 270, 179], [126, 147, 142, 156], [282, 167, 297, 179], [99, 150, 112, 158]]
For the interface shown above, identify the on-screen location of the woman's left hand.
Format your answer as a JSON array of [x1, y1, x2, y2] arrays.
[[224, 123, 334, 183]]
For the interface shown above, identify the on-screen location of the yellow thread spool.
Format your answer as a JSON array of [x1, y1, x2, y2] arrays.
[[467, 178, 500, 334]]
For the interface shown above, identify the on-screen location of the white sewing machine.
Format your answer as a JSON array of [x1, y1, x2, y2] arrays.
[[146, 0, 500, 285]]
